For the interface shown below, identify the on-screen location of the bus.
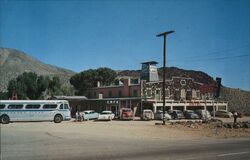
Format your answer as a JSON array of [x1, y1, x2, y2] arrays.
[[0, 100, 71, 124]]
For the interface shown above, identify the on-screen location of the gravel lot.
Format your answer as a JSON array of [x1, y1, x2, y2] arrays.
[[1, 117, 250, 160]]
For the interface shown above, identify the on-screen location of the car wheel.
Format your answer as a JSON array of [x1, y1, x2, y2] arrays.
[[1, 115, 10, 124], [54, 114, 63, 123]]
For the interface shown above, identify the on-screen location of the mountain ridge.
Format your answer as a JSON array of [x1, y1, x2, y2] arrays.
[[0, 48, 75, 92]]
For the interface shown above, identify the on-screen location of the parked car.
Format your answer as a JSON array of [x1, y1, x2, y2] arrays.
[[154, 110, 172, 120], [141, 109, 154, 120], [211, 110, 233, 118], [98, 111, 115, 121], [183, 110, 200, 119], [81, 110, 99, 120], [169, 110, 185, 120], [195, 109, 212, 121], [120, 108, 133, 120]]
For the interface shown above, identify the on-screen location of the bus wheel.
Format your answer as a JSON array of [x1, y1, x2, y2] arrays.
[[1, 115, 10, 124], [54, 114, 63, 123]]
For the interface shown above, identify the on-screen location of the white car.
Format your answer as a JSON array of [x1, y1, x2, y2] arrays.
[[98, 111, 115, 121], [154, 110, 172, 120]]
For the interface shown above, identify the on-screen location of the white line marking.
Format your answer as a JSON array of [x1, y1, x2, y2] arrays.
[[217, 151, 249, 157]]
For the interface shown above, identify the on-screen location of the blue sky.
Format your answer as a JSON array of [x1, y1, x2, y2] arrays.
[[0, 0, 249, 91]]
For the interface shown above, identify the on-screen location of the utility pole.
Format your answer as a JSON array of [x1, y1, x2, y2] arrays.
[[156, 30, 175, 125]]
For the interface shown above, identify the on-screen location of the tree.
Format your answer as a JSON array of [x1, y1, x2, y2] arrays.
[[70, 67, 116, 95], [48, 76, 61, 95], [0, 92, 8, 100], [6, 72, 64, 99]]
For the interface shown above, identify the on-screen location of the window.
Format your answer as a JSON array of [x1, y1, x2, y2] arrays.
[[118, 90, 122, 97], [64, 104, 69, 109], [0, 105, 5, 109], [8, 105, 23, 109], [26, 104, 40, 109], [59, 104, 64, 109], [133, 90, 138, 97], [43, 104, 57, 109], [166, 89, 170, 97], [109, 91, 112, 97], [147, 89, 152, 97]]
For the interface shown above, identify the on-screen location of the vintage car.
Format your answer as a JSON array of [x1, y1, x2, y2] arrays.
[[211, 110, 233, 118], [195, 109, 212, 121], [120, 108, 133, 120], [183, 110, 200, 119], [81, 110, 99, 120], [98, 111, 115, 121], [141, 109, 154, 120], [154, 110, 172, 120], [169, 110, 185, 120]]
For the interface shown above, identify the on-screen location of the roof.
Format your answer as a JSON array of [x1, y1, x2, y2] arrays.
[[52, 96, 88, 100], [141, 61, 158, 65]]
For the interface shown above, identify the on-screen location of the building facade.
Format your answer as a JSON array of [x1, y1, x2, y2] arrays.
[[73, 61, 228, 117]]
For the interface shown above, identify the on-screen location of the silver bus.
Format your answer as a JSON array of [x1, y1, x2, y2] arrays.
[[0, 100, 71, 124]]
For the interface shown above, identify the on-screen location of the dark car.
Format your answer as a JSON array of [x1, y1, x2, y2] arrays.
[[169, 110, 185, 120], [184, 110, 200, 119]]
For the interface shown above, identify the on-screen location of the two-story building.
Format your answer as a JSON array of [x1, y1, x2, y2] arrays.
[[70, 61, 227, 117]]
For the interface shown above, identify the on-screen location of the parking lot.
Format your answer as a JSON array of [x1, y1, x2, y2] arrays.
[[1, 117, 250, 160]]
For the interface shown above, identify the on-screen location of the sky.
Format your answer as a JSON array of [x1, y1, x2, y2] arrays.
[[0, 0, 249, 91]]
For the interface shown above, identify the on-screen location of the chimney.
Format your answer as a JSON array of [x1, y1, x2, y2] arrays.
[[97, 81, 101, 87]]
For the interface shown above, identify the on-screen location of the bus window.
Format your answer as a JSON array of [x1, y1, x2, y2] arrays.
[[43, 104, 57, 109], [64, 104, 69, 109], [0, 105, 5, 109], [8, 105, 23, 109], [26, 104, 40, 109], [59, 104, 64, 109]]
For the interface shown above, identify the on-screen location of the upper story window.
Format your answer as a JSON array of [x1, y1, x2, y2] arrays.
[[108, 91, 112, 97], [118, 90, 122, 97], [147, 89, 152, 97], [133, 90, 138, 97]]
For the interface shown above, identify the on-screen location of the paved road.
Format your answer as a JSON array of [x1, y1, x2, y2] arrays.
[[1, 121, 250, 160]]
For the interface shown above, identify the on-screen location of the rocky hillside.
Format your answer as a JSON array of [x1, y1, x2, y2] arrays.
[[220, 87, 250, 115], [118, 67, 216, 84], [0, 48, 75, 92]]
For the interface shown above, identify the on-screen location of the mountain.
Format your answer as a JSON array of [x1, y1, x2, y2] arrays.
[[0, 48, 75, 92]]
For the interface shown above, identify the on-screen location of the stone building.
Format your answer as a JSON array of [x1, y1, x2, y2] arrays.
[[55, 61, 228, 117]]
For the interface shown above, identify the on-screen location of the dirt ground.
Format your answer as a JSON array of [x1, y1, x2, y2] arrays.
[[68, 116, 250, 140], [164, 121, 250, 139]]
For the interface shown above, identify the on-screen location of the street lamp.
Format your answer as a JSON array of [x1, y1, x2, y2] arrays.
[[156, 30, 175, 125]]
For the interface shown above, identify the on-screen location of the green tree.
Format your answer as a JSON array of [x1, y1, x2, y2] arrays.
[[6, 72, 64, 99], [70, 67, 116, 95], [0, 92, 8, 100]]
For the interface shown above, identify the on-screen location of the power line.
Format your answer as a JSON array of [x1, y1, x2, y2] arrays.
[[168, 54, 249, 63], [168, 44, 249, 61]]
